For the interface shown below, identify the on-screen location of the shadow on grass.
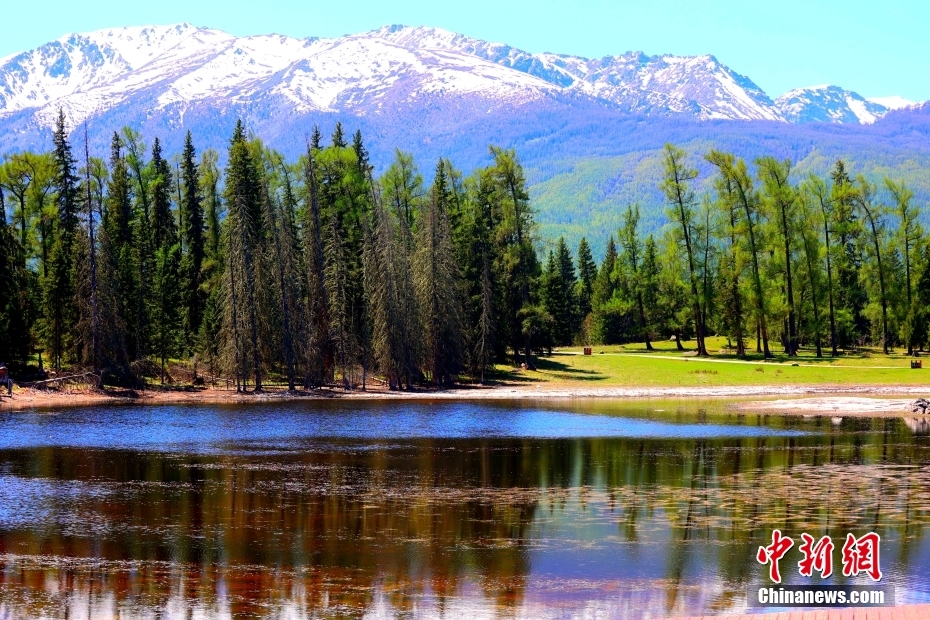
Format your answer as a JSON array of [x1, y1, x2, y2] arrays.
[[490, 354, 609, 383]]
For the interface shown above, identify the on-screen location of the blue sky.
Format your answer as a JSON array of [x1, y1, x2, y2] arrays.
[[3, 0, 928, 101]]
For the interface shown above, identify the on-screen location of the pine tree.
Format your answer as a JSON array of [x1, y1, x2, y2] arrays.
[[151, 240, 182, 383], [150, 138, 175, 249], [179, 131, 206, 352], [262, 157, 302, 391], [197, 148, 223, 381], [831, 161, 868, 348], [352, 130, 369, 175], [301, 144, 331, 387], [331, 122, 346, 148], [543, 237, 577, 345], [223, 120, 264, 390], [122, 127, 153, 363], [366, 173, 419, 389], [75, 127, 102, 383], [593, 236, 618, 308], [413, 161, 463, 385], [619, 205, 653, 350], [641, 235, 661, 342], [490, 147, 538, 369], [324, 193, 352, 388], [45, 109, 81, 369], [576, 238, 596, 319]]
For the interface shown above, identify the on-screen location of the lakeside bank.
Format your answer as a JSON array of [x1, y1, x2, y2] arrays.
[[2, 382, 930, 416]]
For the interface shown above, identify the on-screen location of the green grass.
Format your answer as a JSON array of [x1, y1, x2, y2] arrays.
[[494, 336, 930, 387]]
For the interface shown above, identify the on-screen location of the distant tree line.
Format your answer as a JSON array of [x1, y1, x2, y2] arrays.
[[1, 119, 927, 389]]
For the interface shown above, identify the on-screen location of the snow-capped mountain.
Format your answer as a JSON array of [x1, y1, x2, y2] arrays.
[[370, 25, 780, 120], [0, 23, 807, 131], [0, 22, 920, 153], [866, 95, 917, 111], [774, 85, 895, 124]]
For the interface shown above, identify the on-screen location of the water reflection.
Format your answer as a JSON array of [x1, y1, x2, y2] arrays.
[[0, 400, 927, 618]]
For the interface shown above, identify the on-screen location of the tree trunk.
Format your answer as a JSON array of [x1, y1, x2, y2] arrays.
[[779, 205, 798, 356], [741, 196, 771, 358], [822, 217, 838, 357]]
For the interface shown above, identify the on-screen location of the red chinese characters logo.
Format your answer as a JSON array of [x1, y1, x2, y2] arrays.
[[798, 533, 834, 578], [841, 532, 882, 581], [756, 529, 795, 583], [758, 531, 883, 582]]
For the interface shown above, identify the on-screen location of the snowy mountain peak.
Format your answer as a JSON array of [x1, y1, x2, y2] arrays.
[[867, 95, 917, 111], [80, 23, 205, 69], [775, 84, 889, 124], [0, 22, 920, 141]]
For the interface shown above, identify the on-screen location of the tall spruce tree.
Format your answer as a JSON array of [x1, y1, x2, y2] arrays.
[[619, 205, 653, 350], [414, 161, 463, 385], [576, 238, 596, 321], [301, 143, 331, 387], [179, 131, 206, 352], [122, 127, 154, 363], [542, 237, 576, 346], [490, 146, 538, 369], [46, 109, 81, 369], [147, 137, 181, 381], [223, 120, 264, 390]]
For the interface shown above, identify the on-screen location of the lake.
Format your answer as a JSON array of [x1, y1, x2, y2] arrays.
[[0, 398, 927, 618]]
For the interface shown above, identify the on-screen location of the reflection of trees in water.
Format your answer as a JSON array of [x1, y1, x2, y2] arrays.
[[0, 418, 927, 618]]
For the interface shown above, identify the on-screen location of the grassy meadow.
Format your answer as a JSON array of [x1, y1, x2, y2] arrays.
[[496, 336, 930, 388]]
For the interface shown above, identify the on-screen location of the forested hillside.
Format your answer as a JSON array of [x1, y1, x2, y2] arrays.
[[1, 112, 928, 390], [525, 104, 930, 256]]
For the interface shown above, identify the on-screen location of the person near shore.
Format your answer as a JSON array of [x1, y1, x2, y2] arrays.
[[0, 363, 10, 396]]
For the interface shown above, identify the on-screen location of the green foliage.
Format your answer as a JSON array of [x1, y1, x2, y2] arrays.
[[3, 120, 930, 391]]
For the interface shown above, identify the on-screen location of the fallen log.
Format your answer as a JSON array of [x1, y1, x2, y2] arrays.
[[20, 372, 100, 389]]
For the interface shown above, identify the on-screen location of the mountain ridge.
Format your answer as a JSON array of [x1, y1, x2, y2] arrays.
[[0, 22, 920, 139]]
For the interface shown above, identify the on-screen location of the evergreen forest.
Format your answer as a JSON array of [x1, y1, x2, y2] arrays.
[[1, 114, 928, 390]]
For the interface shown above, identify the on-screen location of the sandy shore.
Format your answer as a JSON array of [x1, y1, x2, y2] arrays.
[[0, 382, 928, 414], [737, 396, 919, 414]]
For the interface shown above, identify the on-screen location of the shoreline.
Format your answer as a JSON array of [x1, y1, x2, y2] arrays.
[[1, 382, 929, 415]]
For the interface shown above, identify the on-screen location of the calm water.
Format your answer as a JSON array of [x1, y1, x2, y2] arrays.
[[0, 399, 927, 619]]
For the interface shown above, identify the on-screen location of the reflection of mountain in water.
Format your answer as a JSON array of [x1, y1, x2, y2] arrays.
[[0, 405, 927, 617]]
